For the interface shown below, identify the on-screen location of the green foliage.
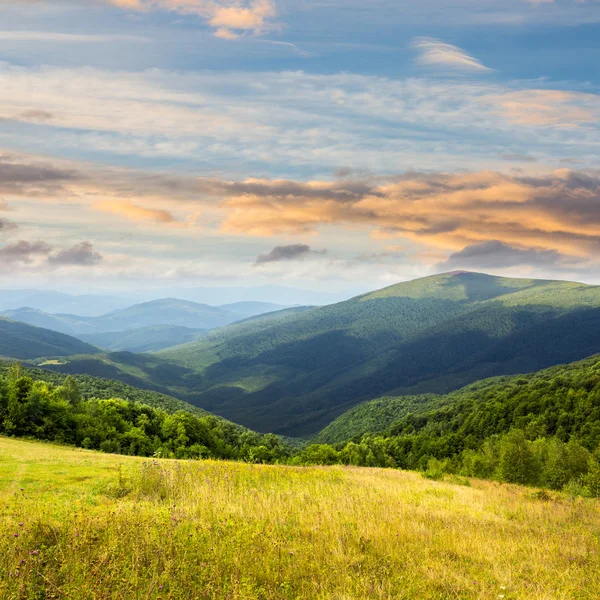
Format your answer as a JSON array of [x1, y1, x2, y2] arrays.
[[0, 364, 290, 462]]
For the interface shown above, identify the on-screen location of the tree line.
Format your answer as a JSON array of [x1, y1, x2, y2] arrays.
[[2, 358, 600, 497], [0, 363, 289, 463]]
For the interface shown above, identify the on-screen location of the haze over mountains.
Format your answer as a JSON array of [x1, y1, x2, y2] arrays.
[[1, 299, 290, 334], [2, 271, 600, 438]]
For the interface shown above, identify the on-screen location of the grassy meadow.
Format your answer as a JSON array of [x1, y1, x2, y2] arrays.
[[1, 437, 600, 599]]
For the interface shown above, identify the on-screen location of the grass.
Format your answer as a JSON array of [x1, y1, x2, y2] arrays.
[[1, 437, 600, 599]]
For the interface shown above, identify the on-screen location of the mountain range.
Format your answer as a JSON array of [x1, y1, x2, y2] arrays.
[[1, 299, 290, 340], [2, 271, 600, 439], [156, 271, 600, 436]]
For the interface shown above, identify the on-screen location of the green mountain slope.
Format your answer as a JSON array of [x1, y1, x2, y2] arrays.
[[312, 394, 444, 444], [157, 272, 600, 436], [78, 325, 209, 353], [0, 318, 100, 360]]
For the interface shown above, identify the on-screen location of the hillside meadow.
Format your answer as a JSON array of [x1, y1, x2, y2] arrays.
[[1, 437, 600, 599]]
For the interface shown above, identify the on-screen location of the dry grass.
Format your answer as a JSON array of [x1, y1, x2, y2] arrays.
[[1, 436, 599, 599]]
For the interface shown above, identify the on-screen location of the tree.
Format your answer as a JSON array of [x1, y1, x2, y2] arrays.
[[498, 430, 540, 485]]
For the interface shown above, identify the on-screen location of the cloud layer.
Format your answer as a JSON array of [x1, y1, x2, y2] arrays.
[[3, 152, 600, 280]]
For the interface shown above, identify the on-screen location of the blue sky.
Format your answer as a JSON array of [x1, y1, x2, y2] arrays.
[[0, 0, 599, 296]]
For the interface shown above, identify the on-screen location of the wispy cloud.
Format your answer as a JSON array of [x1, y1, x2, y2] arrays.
[[412, 37, 493, 72], [2, 65, 598, 175], [0, 31, 148, 42], [94, 200, 177, 223], [108, 0, 277, 39], [489, 90, 600, 127]]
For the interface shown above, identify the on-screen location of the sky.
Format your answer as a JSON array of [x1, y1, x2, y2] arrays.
[[0, 0, 599, 298]]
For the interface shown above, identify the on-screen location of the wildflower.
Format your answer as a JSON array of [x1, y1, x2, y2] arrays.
[[13, 533, 18, 537]]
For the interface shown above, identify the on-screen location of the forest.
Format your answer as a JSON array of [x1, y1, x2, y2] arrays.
[[2, 357, 600, 496], [0, 363, 289, 463]]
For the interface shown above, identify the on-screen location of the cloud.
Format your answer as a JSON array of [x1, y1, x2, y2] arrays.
[[0, 240, 52, 264], [489, 90, 600, 127], [0, 153, 78, 196], [0, 218, 18, 234], [94, 200, 177, 223], [255, 243, 324, 264], [412, 37, 493, 72], [1, 65, 598, 172], [4, 152, 600, 275], [437, 240, 564, 271], [17, 109, 54, 122], [108, 0, 277, 38], [0, 31, 148, 43], [48, 241, 103, 266], [219, 169, 600, 260]]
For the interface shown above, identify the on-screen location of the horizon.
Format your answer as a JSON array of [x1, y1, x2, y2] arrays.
[[1, 0, 599, 291], [0, 269, 598, 314]]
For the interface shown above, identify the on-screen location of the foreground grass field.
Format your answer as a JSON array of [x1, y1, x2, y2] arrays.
[[1, 437, 599, 599]]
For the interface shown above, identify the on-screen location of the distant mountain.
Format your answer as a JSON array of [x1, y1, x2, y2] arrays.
[[157, 271, 600, 436], [78, 325, 209, 353], [218, 301, 293, 320], [0, 290, 132, 316], [0, 318, 100, 360], [1, 308, 96, 336], [1, 299, 291, 337]]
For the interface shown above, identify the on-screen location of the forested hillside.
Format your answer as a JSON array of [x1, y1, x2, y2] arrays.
[[292, 355, 600, 494], [0, 363, 207, 416], [0, 363, 288, 461], [157, 272, 600, 436], [0, 318, 100, 360], [78, 325, 208, 353]]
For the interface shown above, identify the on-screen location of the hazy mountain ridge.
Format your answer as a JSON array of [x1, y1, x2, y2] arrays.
[[0, 317, 100, 360], [0, 299, 292, 340]]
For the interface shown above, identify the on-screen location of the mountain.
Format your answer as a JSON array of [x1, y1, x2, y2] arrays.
[[78, 325, 209, 353], [157, 271, 600, 436], [1, 299, 291, 337], [0, 289, 132, 316], [313, 354, 600, 444], [312, 354, 600, 470], [0, 318, 100, 360], [1, 308, 96, 336], [219, 301, 293, 320]]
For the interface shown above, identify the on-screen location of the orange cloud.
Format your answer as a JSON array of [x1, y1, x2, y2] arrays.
[[218, 170, 600, 260], [4, 152, 600, 267], [109, 0, 276, 38], [488, 90, 600, 127], [94, 200, 176, 223]]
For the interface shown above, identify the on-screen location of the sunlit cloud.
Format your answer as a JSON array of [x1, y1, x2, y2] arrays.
[[94, 200, 177, 223], [412, 37, 493, 72], [489, 90, 600, 127], [108, 0, 277, 39]]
